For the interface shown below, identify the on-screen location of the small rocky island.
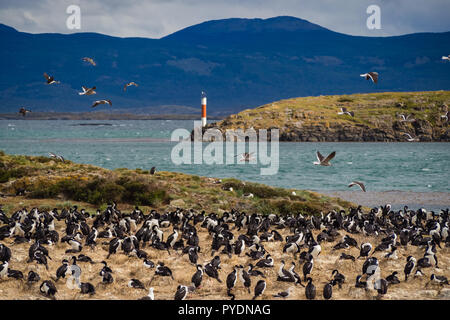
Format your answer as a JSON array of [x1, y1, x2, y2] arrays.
[[201, 91, 449, 142]]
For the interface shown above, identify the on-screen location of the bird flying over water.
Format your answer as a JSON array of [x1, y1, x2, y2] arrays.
[[43, 73, 60, 85], [337, 107, 354, 117], [91, 100, 112, 108], [348, 181, 366, 192], [313, 151, 336, 166], [123, 82, 138, 91], [235, 152, 255, 162], [403, 133, 419, 142], [48, 152, 65, 162], [79, 86, 96, 96], [399, 114, 415, 122], [442, 55, 450, 61], [82, 57, 96, 66], [19, 107, 31, 116], [360, 72, 378, 84]]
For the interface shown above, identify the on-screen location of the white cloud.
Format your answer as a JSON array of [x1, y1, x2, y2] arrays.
[[0, 0, 449, 38]]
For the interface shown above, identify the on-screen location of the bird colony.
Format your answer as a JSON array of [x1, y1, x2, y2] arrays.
[[0, 202, 448, 300]]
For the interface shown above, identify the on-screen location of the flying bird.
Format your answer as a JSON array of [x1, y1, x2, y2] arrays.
[[48, 152, 65, 162], [348, 181, 366, 192], [79, 86, 96, 96], [123, 82, 138, 91], [19, 107, 31, 117], [442, 55, 450, 61], [403, 133, 419, 142], [82, 57, 96, 66], [43, 72, 60, 85], [91, 100, 112, 108], [235, 152, 255, 162], [399, 114, 415, 122], [337, 107, 354, 117], [313, 151, 336, 166], [360, 72, 378, 84]]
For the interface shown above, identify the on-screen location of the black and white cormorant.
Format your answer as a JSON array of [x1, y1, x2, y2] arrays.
[[323, 281, 333, 300], [226, 266, 238, 299], [174, 285, 189, 300], [191, 264, 203, 289], [404, 256, 416, 281], [252, 279, 266, 300], [40, 280, 57, 299], [305, 277, 316, 300]]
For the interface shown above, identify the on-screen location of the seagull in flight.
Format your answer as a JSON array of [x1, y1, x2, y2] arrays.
[[91, 100, 112, 108], [399, 114, 415, 122], [403, 133, 419, 142], [337, 107, 354, 117], [79, 86, 96, 96], [43, 72, 60, 85], [442, 55, 450, 61], [360, 72, 378, 84], [48, 152, 65, 162], [235, 152, 255, 162], [348, 181, 366, 192], [82, 57, 96, 66], [19, 107, 31, 117], [313, 151, 336, 166], [124, 82, 139, 91]]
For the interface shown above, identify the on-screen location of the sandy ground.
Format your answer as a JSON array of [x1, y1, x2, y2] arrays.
[[320, 191, 450, 212], [0, 211, 449, 300]]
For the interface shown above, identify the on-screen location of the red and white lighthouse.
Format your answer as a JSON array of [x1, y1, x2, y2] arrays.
[[201, 91, 207, 127]]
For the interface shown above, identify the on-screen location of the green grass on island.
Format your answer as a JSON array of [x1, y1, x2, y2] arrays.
[[208, 91, 450, 141]]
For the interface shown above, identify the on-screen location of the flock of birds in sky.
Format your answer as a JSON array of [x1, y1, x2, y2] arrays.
[[16, 55, 449, 117], [0, 202, 448, 300], [18, 56, 139, 116]]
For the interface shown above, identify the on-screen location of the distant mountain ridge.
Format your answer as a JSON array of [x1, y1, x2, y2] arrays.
[[0, 16, 449, 114]]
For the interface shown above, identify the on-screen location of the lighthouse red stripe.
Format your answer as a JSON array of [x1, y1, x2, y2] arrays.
[[202, 105, 206, 117]]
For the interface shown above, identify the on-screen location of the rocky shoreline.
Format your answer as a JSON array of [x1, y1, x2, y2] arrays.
[[277, 119, 450, 142], [197, 118, 450, 142], [195, 91, 450, 142]]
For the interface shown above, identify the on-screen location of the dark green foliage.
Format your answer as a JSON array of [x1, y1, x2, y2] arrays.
[[222, 180, 290, 198], [26, 176, 170, 206]]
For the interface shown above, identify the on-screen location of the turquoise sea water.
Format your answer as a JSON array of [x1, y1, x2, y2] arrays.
[[0, 120, 449, 193]]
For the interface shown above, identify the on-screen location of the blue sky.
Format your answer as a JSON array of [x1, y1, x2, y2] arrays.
[[0, 0, 449, 38]]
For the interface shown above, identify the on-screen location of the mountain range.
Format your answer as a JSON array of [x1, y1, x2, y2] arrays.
[[1, 16, 449, 115]]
